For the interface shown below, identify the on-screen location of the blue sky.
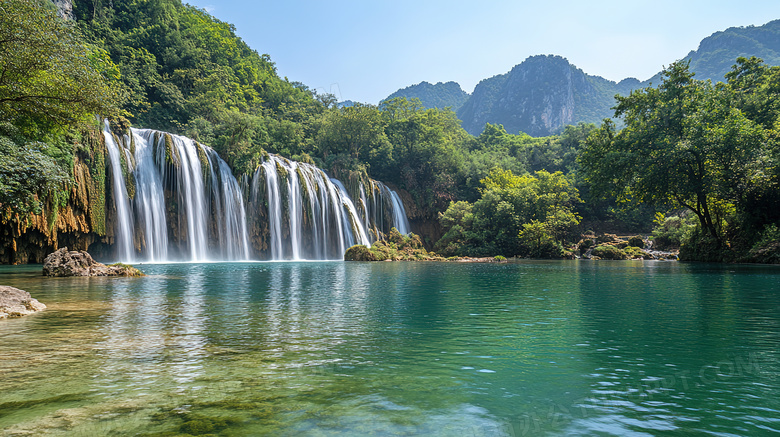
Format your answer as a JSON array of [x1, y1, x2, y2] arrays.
[[185, 1, 780, 104]]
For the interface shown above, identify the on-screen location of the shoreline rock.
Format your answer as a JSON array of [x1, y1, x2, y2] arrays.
[[0, 286, 46, 319], [42, 248, 144, 277]]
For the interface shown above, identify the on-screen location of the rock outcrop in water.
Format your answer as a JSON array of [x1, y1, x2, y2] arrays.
[[42, 248, 143, 277], [0, 286, 46, 318], [344, 229, 443, 261]]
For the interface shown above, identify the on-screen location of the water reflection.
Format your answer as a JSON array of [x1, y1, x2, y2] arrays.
[[171, 267, 208, 385], [0, 262, 778, 435]]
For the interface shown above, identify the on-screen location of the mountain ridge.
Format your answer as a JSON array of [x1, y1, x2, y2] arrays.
[[383, 81, 469, 111], [384, 19, 780, 136]]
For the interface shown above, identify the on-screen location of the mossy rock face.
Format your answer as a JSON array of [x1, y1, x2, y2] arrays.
[[386, 228, 405, 246], [591, 244, 653, 260], [747, 241, 780, 264], [578, 239, 593, 253], [197, 144, 211, 180], [628, 235, 645, 248], [623, 246, 653, 260], [344, 232, 443, 262], [164, 134, 181, 168], [591, 244, 627, 260], [597, 233, 620, 244], [344, 245, 382, 261], [110, 116, 132, 138], [43, 248, 146, 276]]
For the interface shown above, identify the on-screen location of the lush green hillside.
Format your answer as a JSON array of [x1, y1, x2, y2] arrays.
[[72, 0, 332, 175], [686, 19, 780, 81], [383, 81, 469, 112]]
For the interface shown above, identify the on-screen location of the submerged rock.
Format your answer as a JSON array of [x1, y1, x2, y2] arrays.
[[0, 286, 46, 318], [42, 248, 144, 277]]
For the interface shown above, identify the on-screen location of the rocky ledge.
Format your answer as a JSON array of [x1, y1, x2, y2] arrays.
[[0, 286, 46, 318], [42, 248, 144, 277]]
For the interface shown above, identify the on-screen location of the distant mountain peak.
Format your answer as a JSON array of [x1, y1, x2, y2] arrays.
[[456, 55, 632, 136], [383, 81, 469, 111]]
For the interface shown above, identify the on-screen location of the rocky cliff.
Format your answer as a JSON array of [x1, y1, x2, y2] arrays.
[[0, 128, 114, 264], [457, 55, 642, 136], [51, 0, 73, 20]]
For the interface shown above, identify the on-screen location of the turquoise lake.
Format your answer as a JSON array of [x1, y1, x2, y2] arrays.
[[1, 260, 779, 436]]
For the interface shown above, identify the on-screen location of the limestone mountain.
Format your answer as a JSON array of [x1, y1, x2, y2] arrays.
[[457, 55, 641, 136], [383, 81, 470, 111]]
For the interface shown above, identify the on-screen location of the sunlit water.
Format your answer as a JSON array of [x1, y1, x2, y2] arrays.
[[1, 261, 779, 436]]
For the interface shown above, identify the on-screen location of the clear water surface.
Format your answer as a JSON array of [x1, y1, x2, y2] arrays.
[[1, 260, 779, 436]]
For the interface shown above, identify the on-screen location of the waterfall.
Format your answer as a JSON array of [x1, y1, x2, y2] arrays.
[[249, 156, 373, 260], [103, 123, 134, 261], [354, 180, 412, 238], [103, 127, 411, 262], [386, 187, 411, 235], [212, 158, 251, 260], [131, 130, 168, 261], [260, 159, 284, 259]]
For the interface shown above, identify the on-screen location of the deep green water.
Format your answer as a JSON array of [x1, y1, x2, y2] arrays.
[[1, 261, 779, 436]]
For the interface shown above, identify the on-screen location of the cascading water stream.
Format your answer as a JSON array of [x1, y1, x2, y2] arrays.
[[131, 130, 168, 261], [387, 188, 411, 235], [332, 179, 370, 248], [173, 134, 208, 260], [250, 156, 373, 260], [260, 159, 284, 260], [211, 158, 251, 260], [103, 123, 134, 262]]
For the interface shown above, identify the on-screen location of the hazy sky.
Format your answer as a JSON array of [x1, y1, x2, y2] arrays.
[[184, 1, 780, 104]]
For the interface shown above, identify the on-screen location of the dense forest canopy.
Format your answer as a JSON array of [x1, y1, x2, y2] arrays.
[[1, 0, 778, 263], [580, 58, 780, 262], [0, 0, 122, 216]]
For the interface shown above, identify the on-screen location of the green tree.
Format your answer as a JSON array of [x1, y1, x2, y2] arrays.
[[0, 129, 69, 216], [378, 100, 470, 214], [317, 104, 390, 160], [579, 61, 765, 246], [0, 0, 123, 134], [723, 57, 780, 242], [436, 168, 581, 257], [518, 220, 562, 258]]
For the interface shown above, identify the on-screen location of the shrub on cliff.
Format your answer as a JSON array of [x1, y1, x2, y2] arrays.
[[345, 231, 442, 261], [344, 245, 384, 261], [591, 244, 627, 260], [628, 236, 645, 248], [743, 225, 780, 264]]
